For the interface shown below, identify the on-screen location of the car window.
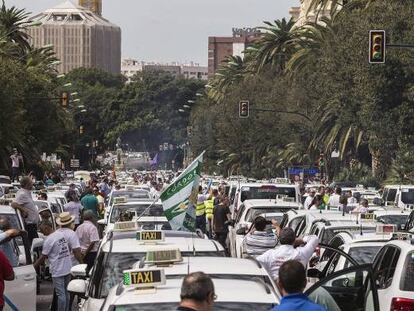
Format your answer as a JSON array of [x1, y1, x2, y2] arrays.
[[376, 215, 409, 230], [374, 246, 401, 289], [344, 246, 382, 268], [387, 189, 397, 203], [235, 204, 245, 223], [288, 216, 303, 233], [307, 265, 377, 311], [400, 251, 414, 291]]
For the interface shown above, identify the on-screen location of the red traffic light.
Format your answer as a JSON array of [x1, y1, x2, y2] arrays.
[[239, 100, 249, 118], [369, 30, 386, 64]]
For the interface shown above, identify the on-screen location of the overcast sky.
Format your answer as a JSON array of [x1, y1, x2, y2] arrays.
[[6, 0, 297, 64]]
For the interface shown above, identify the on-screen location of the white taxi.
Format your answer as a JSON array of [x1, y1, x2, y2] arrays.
[[371, 233, 414, 310], [228, 199, 300, 258], [70, 229, 225, 311]]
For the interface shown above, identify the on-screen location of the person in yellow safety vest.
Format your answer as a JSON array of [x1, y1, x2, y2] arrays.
[[196, 186, 211, 234], [205, 189, 219, 237]]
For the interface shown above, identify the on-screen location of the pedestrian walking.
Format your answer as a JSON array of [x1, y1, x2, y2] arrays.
[[243, 216, 279, 257], [176, 272, 216, 311], [256, 228, 319, 280], [0, 251, 14, 311], [80, 188, 99, 217], [328, 187, 341, 209], [11, 176, 38, 247], [212, 195, 231, 250], [34, 221, 73, 311], [63, 190, 83, 229], [10, 148, 23, 182], [195, 186, 210, 234], [76, 210, 99, 275], [269, 260, 326, 311]]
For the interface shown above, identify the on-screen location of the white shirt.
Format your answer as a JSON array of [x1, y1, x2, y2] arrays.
[[56, 228, 81, 266], [256, 235, 319, 280], [347, 197, 357, 204], [42, 231, 72, 277], [304, 195, 314, 209], [63, 201, 83, 224], [328, 194, 341, 208], [76, 221, 100, 253]]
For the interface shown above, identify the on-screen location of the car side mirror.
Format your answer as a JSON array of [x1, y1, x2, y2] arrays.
[[31, 238, 44, 252], [67, 279, 87, 297], [307, 268, 321, 279], [236, 227, 247, 235], [71, 264, 88, 278]]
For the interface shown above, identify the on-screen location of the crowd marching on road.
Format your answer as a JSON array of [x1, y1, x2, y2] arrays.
[[0, 159, 413, 311]]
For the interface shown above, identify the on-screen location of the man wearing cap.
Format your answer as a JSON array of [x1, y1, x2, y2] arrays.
[[257, 228, 319, 280], [56, 212, 83, 266], [11, 176, 38, 247]]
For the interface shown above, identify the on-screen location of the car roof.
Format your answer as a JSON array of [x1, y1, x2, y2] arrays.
[[242, 199, 300, 208], [383, 239, 414, 251], [102, 236, 223, 253], [0, 205, 16, 214], [335, 232, 393, 244], [151, 257, 267, 276], [107, 278, 277, 305]]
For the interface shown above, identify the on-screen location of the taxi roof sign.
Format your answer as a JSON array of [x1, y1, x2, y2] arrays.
[[113, 221, 138, 232], [114, 196, 128, 204], [145, 249, 182, 264], [136, 230, 164, 242], [122, 268, 166, 288], [391, 232, 412, 241], [360, 213, 376, 221]]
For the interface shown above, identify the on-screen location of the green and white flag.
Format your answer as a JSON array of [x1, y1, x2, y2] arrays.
[[160, 152, 204, 231]]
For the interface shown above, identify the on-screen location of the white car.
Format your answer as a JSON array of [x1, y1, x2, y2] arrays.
[[228, 199, 300, 258], [0, 205, 41, 311], [371, 235, 414, 310], [72, 230, 224, 311]]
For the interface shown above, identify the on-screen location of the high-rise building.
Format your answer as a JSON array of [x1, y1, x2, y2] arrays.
[[27, 0, 121, 74], [78, 0, 102, 16], [290, 0, 334, 26], [208, 27, 259, 78]]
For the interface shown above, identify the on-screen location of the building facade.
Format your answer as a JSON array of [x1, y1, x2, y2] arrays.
[[27, 1, 121, 74], [121, 59, 208, 82], [290, 0, 334, 26], [208, 27, 259, 78]]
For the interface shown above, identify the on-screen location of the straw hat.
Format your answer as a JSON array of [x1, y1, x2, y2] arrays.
[[56, 212, 75, 226]]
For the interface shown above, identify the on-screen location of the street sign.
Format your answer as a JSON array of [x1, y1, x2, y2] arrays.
[[70, 159, 80, 168]]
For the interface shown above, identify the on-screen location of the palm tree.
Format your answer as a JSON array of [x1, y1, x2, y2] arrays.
[[0, 1, 32, 56], [246, 18, 300, 74]]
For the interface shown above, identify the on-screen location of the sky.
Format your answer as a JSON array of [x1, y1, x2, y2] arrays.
[[6, 0, 297, 65]]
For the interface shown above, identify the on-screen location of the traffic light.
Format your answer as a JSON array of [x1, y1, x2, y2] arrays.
[[79, 125, 84, 135], [239, 100, 249, 118], [369, 30, 386, 64], [61, 92, 69, 107]]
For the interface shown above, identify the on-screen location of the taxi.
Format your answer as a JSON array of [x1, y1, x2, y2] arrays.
[[101, 197, 166, 232], [228, 199, 301, 258], [70, 228, 225, 311], [371, 233, 414, 310]]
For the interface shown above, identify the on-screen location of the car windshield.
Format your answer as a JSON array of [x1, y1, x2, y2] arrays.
[[376, 215, 409, 230], [0, 212, 22, 230], [241, 186, 296, 201], [321, 227, 376, 244], [344, 246, 382, 268], [113, 302, 276, 310], [138, 222, 171, 230], [401, 251, 414, 291], [110, 204, 164, 223], [100, 251, 225, 297], [245, 207, 287, 223], [110, 191, 151, 204], [401, 189, 414, 204]]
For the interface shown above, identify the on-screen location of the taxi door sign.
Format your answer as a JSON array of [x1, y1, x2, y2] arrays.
[[136, 230, 164, 242], [123, 269, 166, 288]]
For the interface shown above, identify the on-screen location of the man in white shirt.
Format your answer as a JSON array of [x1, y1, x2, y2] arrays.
[[10, 148, 22, 182], [56, 212, 83, 266], [34, 221, 73, 311], [76, 210, 100, 274], [257, 228, 319, 280], [328, 187, 342, 210], [304, 190, 316, 209]]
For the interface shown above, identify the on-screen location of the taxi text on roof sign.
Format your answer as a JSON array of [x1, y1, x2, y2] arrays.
[[123, 268, 166, 288], [113, 221, 137, 231], [360, 213, 376, 220], [114, 196, 128, 204], [145, 249, 182, 264], [136, 230, 164, 242]]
